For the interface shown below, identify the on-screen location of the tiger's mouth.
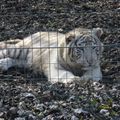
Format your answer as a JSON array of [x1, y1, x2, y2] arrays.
[[82, 65, 95, 70], [82, 67, 90, 70]]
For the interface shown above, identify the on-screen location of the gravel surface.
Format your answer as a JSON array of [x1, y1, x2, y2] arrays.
[[0, 0, 120, 119]]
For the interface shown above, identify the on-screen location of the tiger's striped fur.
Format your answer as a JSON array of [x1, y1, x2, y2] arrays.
[[0, 28, 104, 83]]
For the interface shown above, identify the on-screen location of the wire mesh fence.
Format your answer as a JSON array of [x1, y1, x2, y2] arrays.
[[0, 0, 120, 119], [0, 30, 119, 83], [0, 1, 119, 82]]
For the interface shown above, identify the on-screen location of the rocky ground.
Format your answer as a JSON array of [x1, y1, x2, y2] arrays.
[[0, 0, 120, 120]]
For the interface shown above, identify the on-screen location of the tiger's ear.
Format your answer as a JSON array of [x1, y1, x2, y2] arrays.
[[93, 28, 103, 38], [66, 35, 75, 44]]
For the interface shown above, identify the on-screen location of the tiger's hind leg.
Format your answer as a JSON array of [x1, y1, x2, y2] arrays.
[[0, 57, 27, 71], [0, 58, 16, 71]]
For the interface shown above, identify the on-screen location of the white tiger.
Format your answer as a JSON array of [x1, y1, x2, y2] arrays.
[[0, 28, 104, 83]]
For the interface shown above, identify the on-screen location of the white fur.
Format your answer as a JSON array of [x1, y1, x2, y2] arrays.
[[0, 28, 103, 83]]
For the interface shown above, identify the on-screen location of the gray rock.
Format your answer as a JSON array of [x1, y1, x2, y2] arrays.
[[17, 109, 33, 117], [71, 115, 79, 120], [0, 99, 3, 108], [21, 93, 35, 99], [100, 109, 110, 116], [9, 107, 18, 115], [68, 95, 75, 101], [0, 112, 4, 117], [42, 115, 54, 120], [18, 101, 26, 110], [14, 117, 26, 120], [28, 114, 36, 120], [34, 103, 45, 112], [74, 108, 88, 114], [49, 105, 58, 110]]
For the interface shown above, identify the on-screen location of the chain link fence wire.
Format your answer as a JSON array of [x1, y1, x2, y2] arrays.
[[0, 0, 119, 83], [0, 0, 120, 119]]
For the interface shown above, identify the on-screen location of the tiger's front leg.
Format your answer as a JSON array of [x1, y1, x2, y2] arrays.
[[81, 66, 102, 81], [49, 68, 80, 84]]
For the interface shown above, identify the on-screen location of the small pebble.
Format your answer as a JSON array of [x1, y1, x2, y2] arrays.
[[100, 109, 110, 116], [71, 115, 79, 120]]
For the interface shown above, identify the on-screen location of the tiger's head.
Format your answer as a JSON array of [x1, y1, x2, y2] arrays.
[[63, 28, 104, 70]]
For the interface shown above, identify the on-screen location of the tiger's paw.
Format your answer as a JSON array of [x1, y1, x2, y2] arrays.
[[80, 74, 102, 82], [49, 76, 81, 84]]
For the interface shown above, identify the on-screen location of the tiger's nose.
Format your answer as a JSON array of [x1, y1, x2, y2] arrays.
[[87, 59, 93, 66], [88, 63, 92, 67]]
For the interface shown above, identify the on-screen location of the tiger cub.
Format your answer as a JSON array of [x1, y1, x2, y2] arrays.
[[0, 28, 104, 83]]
